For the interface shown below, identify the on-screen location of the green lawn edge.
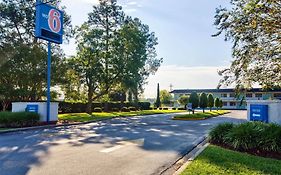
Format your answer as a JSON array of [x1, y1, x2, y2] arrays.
[[181, 145, 281, 175], [173, 110, 229, 120], [58, 110, 186, 123]]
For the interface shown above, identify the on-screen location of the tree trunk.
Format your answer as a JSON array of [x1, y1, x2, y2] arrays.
[[87, 86, 93, 114], [203, 108, 205, 113], [2, 101, 9, 111]]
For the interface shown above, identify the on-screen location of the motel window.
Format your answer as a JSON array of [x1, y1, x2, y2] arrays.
[[229, 93, 235, 98], [255, 93, 262, 98], [223, 102, 228, 106], [246, 93, 253, 98], [221, 94, 227, 98], [230, 102, 236, 106]]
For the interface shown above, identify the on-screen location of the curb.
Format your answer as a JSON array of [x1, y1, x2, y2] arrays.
[[0, 117, 116, 134], [159, 134, 209, 175], [0, 112, 183, 135]]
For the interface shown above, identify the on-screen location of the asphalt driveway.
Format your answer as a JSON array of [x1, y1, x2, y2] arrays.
[[0, 111, 247, 175]]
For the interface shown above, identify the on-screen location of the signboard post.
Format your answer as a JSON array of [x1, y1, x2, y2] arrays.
[[35, 0, 63, 123]]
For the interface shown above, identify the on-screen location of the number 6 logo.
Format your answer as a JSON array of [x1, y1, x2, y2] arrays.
[[48, 9, 61, 33]]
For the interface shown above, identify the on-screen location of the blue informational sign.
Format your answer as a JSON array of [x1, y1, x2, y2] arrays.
[[26, 105, 39, 113], [250, 104, 268, 123], [35, 3, 63, 44]]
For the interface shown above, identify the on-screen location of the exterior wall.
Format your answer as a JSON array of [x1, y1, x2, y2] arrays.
[[172, 90, 281, 110], [12, 102, 58, 122]]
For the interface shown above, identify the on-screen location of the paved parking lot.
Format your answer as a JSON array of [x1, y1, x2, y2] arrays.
[[0, 110, 247, 175]]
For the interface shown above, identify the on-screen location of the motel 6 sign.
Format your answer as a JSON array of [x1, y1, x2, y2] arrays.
[[35, 3, 63, 44]]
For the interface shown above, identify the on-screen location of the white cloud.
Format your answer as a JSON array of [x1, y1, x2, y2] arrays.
[[143, 65, 227, 98]]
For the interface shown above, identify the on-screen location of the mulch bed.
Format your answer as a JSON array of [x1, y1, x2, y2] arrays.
[[211, 142, 281, 160]]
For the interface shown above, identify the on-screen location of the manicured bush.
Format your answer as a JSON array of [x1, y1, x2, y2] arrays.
[[138, 102, 151, 110], [199, 93, 208, 113], [209, 123, 234, 144], [177, 107, 185, 110], [172, 107, 177, 110], [163, 107, 169, 110], [209, 122, 281, 153], [159, 107, 163, 110], [93, 107, 102, 113], [128, 107, 137, 111], [111, 108, 120, 112], [121, 107, 130, 112], [0, 112, 40, 128]]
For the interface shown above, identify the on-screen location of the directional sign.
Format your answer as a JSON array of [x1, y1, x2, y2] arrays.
[[35, 3, 63, 44]]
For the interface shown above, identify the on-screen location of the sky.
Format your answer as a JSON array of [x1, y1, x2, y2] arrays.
[[61, 0, 233, 98]]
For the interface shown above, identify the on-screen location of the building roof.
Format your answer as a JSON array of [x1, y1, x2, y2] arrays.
[[170, 88, 281, 94]]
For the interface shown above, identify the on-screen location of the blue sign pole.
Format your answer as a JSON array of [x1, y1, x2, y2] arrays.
[[35, 0, 63, 124], [47, 42, 51, 123]]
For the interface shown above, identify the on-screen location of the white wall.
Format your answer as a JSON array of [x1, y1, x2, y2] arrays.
[[12, 102, 58, 122]]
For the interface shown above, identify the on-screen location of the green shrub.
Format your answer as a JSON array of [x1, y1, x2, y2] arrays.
[[172, 107, 177, 110], [259, 123, 281, 152], [209, 123, 234, 144], [93, 107, 102, 113], [163, 107, 168, 110], [138, 102, 151, 110], [225, 122, 264, 150], [0, 112, 40, 128], [159, 107, 163, 110], [111, 108, 119, 112], [210, 122, 281, 153], [128, 107, 137, 111], [121, 107, 130, 112], [177, 107, 185, 110]]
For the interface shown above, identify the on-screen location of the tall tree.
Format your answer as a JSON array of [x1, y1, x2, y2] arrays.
[[70, 1, 162, 113], [189, 92, 199, 114], [155, 83, 161, 108], [199, 93, 208, 113], [215, 98, 220, 110], [207, 94, 214, 111], [213, 0, 281, 89], [113, 17, 162, 103]]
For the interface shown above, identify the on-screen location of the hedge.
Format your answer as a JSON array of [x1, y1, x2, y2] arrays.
[[59, 101, 151, 113], [0, 112, 40, 128]]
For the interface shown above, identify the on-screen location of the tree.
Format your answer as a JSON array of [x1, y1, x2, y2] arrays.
[[215, 98, 220, 110], [0, 0, 72, 111], [213, 0, 281, 89], [155, 83, 161, 108], [189, 92, 199, 114], [199, 93, 208, 113], [207, 94, 214, 111], [219, 99, 223, 109], [70, 1, 162, 114], [178, 95, 189, 107], [160, 90, 172, 105]]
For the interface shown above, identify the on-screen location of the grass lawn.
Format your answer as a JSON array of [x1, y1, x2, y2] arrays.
[[58, 110, 185, 123], [173, 110, 229, 120], [181, 145, 281, 175]]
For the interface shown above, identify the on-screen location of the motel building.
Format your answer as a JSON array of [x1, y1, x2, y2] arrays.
[[170, 88, 281, 110]]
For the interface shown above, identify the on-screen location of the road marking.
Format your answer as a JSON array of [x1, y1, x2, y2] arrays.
[[100, 138, 144, 153], [100, 145, 125, 153]]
